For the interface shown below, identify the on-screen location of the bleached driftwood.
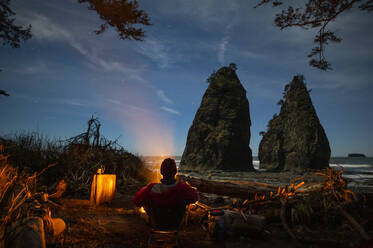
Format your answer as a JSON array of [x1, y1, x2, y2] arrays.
[[177, 174, 277, 198]]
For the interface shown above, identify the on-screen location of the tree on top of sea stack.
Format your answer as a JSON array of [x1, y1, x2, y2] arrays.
[[180, 64, 254, 172], [259, 75, 330, 172]]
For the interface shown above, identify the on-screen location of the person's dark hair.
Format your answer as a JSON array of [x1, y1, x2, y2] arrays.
[[160, 158, 177, 185]]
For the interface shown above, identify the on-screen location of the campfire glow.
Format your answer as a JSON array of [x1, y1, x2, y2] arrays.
[[139, 207, 146, 214], [100, 83, 176, 183], [147, 155, 179, 183]]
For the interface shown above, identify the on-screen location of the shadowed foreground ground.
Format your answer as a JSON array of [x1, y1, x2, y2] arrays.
[[52, 184, 363, 248]]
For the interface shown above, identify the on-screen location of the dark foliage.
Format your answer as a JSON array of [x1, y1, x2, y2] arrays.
[[78, 0, 151, 41], [0, 117, 146, 198], [229, 63, 237, 71], [0, 0, 150, 48], [0, 90, 9, 96], [256, 0, 372, 70], [0, 0, 32, 48]]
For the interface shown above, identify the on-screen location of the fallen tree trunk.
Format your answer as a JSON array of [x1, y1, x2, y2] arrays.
[[177, 174, 277, 199], [178, 174, 325, 199]]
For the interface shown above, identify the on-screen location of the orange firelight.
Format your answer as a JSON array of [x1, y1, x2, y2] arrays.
[[148, 157, 178, 183]]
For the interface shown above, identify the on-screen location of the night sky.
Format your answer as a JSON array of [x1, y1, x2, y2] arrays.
[[1, 0, 373, 156]]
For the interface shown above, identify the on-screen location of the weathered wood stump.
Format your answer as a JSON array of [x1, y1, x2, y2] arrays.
[[90, 174, 116, 206]]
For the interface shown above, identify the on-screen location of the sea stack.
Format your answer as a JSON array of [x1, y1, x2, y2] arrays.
[[259, 75, 330, 171], [180, 64, 253, 171]]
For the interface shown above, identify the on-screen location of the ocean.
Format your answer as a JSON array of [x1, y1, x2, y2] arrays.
[[142, 156, 373, 185], [328, 157, 373, 186]]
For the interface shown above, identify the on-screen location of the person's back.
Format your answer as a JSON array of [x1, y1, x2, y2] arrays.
[[134, 158, 198, 247], [133, 158, 198, 208]]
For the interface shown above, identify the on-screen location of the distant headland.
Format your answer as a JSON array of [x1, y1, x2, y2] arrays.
[[348, 153, 366, 158]]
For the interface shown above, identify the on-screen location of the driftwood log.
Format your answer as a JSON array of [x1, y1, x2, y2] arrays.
[[4, 217, 46, 248], [178, 174, 278, 199], [178, 174, 324, 199], [48, 180, 67, 199]]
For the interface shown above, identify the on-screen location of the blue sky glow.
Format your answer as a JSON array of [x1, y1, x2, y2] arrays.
[[1, 0, 373, 156]]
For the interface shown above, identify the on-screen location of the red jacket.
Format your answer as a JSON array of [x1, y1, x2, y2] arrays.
[[133, 182, 198, 207]]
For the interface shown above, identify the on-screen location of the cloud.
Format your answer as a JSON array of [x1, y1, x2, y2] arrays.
[[105, 99, 158, 114], [71, 41, 148, 84], [160, 106, 180, 115], [15, 93, 41, 103], [14, 93, 92, 107], [136, 38, 171, 68], [156, 90, 173, 104], [18, 13, 71, 41], [240, 51, 266, 60], [106, 99, 121, 105], [154, 0, 241, 27], [237, 73, 288, 100], [218, 23, 234, 65], [69, 40, 146, 82], [310, 71, 373, 90], [218, 35, 230, 65], [12, 63, 48, 74], [19, 12, 147, 82], [52, 98, 89, 107]]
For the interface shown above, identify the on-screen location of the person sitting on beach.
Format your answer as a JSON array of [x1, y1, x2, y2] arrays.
[[133, 158, 198, 208]]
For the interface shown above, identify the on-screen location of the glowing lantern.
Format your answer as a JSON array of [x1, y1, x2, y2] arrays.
[[90, 169, 116, 206]]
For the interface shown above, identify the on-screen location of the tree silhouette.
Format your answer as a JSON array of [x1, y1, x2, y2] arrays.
[[0, 0, 31, 48], [77, 0, 151, 41], [0, 69, 9, 96], [0, 90, 10, 96], [1, 0, 151, 46], [256, 0, 373, 70]]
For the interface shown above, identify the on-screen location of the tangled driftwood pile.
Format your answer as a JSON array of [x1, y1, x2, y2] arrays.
[[180, 168, 370, 246], [0, 145, 66, 248]]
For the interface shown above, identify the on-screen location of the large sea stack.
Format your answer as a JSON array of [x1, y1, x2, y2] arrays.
[[180, 64, 253, 172], [259, 75, 330, 171]]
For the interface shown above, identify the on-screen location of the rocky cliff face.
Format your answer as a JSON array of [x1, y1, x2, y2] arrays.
[[180, 64, 253, 172], [259, 75, 330, 171]]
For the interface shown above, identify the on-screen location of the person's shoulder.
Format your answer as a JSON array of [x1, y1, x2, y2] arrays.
[[146, 183, 158, 190], [176, 181, 196, 190], [138, 183, 157, 192], [175, 181, 186, 187], [150, 183, 163, 193]]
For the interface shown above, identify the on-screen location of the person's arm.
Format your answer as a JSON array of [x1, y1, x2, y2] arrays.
[[133, 183, 156, 207], [183, 184, 199, 204]]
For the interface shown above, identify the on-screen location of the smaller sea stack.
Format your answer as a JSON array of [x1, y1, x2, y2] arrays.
[[259, 75, 330, 172]]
